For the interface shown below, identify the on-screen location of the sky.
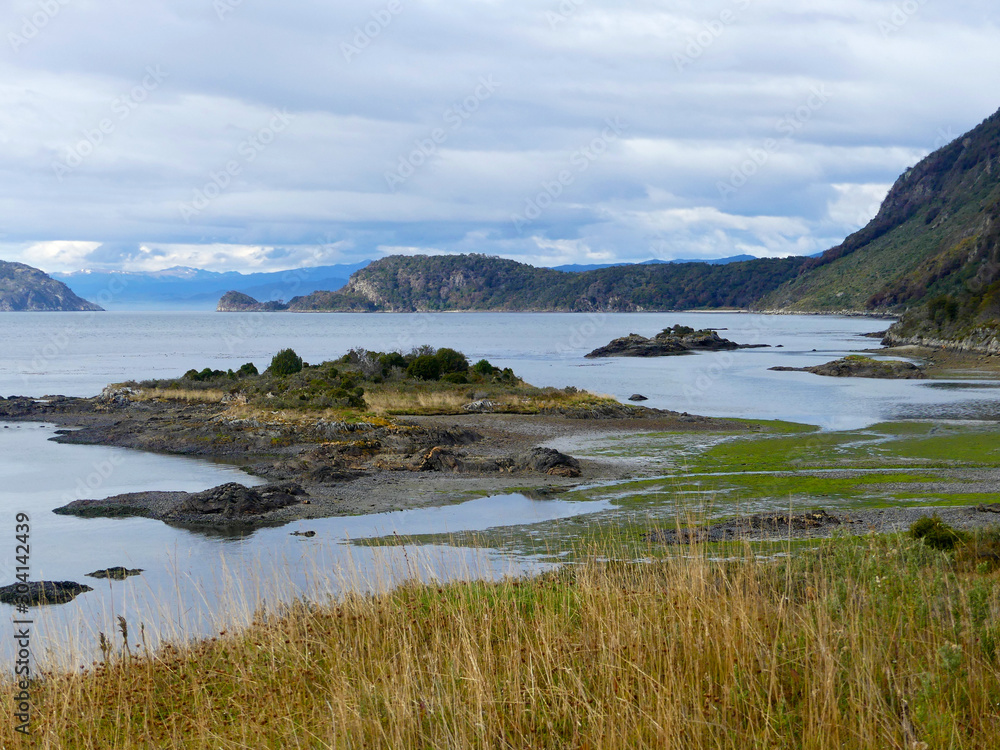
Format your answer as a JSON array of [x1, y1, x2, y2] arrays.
[[1, 0, 999, 275]]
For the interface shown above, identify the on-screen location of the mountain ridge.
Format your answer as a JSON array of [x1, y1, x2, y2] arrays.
[[0, 261, 104, 311]]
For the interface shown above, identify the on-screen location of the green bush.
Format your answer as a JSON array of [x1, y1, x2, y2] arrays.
[[184, 367, 228, 382], [435, 347, 469, 374], [238, 362, 259, 377], [407, 355, 442, 381], [910, 514, 968, 551], [378, 352, 408, 371], [268, 348, 304, 376], [442, 372, 468, 384], [472, 359, 498, 376]]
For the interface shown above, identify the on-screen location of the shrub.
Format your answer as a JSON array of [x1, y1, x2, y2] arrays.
[[407, 355, 442, 381], [378, 352, 408, 371], [184, 367, 228, 382], [910, 514, 967, 551], [442, 372, 468, 384], [268, 348, 303, 376], [472, 359, 498, 376], [435, 347, 469, 374], [238, 362, 259, 377]]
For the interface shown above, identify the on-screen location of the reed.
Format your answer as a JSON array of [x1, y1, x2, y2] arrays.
[[3, 532, 999, 748]]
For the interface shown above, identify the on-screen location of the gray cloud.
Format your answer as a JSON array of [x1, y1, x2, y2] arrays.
[[1, 0, 999, 272]]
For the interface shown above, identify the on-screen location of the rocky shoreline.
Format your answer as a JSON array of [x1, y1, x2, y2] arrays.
[[0, 391, 743, 531]]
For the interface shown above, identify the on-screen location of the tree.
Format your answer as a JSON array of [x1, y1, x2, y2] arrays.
[[268, 348, 303, 376]]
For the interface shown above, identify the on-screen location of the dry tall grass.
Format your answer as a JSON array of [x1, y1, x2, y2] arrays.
[[3, 534, 998, 748], [127, 387, 227, 404]]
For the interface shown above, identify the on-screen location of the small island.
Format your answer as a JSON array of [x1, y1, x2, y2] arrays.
[[586, 325, 768, 358], [770, 355, 926, 379]]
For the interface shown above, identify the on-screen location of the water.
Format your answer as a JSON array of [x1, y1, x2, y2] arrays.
[[2, 311, 1000, 666], [3, 311, 999, 428]]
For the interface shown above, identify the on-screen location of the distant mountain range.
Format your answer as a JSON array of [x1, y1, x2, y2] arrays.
[[52, 256, 762, 310], [0, 261, 102, 311], [550, 255, 757, 272], [53, 262, 369, 310]]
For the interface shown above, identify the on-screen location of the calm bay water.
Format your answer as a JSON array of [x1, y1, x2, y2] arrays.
[[2, 311, 1000, 666]]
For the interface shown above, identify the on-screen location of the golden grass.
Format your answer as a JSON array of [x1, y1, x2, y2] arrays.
[[127, 387, 227, 404], [364, 384, 618, 416], [3, 534, 999, 748]]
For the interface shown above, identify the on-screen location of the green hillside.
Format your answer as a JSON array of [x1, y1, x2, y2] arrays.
[[761, 108, 1000, 313], [282, 254, 805, 313]]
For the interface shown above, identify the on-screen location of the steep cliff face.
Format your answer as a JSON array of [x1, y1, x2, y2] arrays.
[[760, 108, 1000, 312], [0, 261, 104, 311]]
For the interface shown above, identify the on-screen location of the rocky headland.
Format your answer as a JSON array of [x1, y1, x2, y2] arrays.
[[0, 260, 103, 311], [0, 385, 740, 532]]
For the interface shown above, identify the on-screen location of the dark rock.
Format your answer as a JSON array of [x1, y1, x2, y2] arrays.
[[769, 356, 926, 379], [628, 394, 649, 401], [514, 447, 581, 477], [976, 503, 1000, 513], [291, 530, 316, 537], [86, 567, 143, 580], [175, 482, 305, 517], [418, 445, 581, 477], [0, 580, 93, 606], [54, 482, 309, 527], [586, 325, 768, 358]]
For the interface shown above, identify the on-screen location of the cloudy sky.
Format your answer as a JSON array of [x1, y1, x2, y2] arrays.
[[1, 0, 999, 274]]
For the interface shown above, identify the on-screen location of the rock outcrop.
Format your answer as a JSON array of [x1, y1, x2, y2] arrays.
[[770, 356, 926, 379], [417, 445, 581, 477], [86, 567, 144, 580], [586, 325, 767, 358], [0, 580, 93, 606], [54, 482, 308, 527]]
